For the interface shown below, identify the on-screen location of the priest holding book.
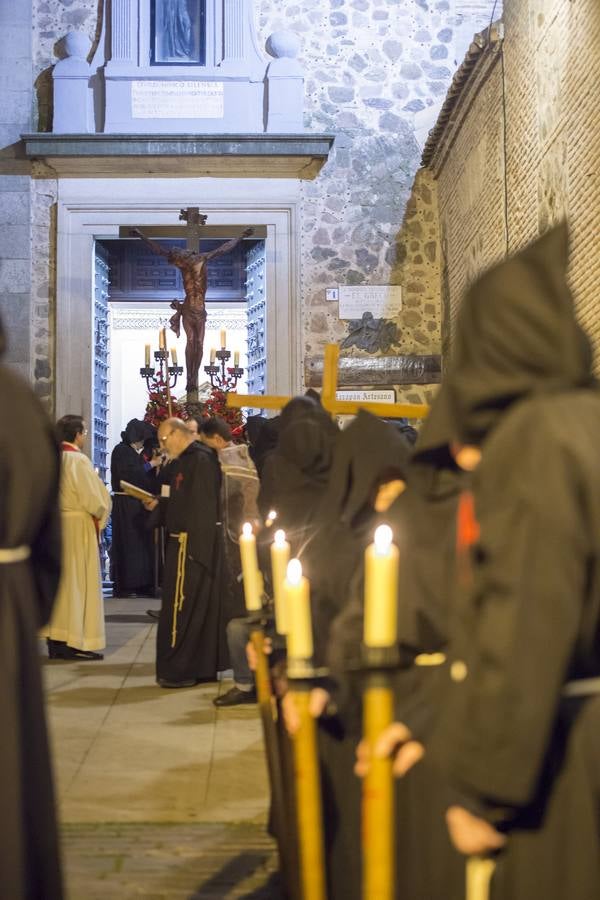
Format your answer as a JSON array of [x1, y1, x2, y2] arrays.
[[143, 417, 229, 687]]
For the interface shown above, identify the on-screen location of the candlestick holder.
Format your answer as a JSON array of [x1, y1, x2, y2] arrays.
[[139, 349, 182, 392], [204, 346, 244, 392]]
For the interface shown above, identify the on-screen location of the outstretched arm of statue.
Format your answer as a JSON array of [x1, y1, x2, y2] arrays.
[[204, 228, 254, 260], [129, 228, 171, 259]]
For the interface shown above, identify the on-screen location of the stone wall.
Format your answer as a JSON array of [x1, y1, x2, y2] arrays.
[[426, 0, 600, 359], [0, 0, 33, 383], [19, 0, 500, 409]]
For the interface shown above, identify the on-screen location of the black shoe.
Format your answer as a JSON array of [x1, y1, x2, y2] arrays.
[[48, 641, 103, 661], [146, 609, 160, 620], [213, 686, 257, 707], [157, 678, 198, 689]]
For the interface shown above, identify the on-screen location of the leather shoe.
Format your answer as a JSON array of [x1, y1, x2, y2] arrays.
[[47, 641, 103, 660], [146, 609, 160, 620], [213, 686, 257, 707], [157, 678, 198, 689]]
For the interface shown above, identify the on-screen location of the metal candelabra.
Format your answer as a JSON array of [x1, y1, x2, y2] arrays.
[[140, 348, 184, 391], [204, 348, 244, 392]]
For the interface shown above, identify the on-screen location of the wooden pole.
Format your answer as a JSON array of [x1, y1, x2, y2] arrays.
[[289, 685, 327, 900], [362, 673, 395, 900]]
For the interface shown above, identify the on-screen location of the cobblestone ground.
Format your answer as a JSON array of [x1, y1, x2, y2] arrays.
[[62, 822, 282, 899]]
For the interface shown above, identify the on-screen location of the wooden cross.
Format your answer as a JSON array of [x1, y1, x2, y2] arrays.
[[227, 344, 430, 419]]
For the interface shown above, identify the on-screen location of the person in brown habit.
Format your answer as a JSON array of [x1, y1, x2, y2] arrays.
[[130, 227, 254, 393]]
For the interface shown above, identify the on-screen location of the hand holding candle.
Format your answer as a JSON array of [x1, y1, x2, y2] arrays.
[[145, 344, 151, 367], [364, 525, 399, 648], [285, 559, 313, 659], [239, 522, 263, 612], [271, 529, 291, 635]]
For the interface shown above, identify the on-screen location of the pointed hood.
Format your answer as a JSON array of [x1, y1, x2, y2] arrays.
[[446, 222, 593, 444]]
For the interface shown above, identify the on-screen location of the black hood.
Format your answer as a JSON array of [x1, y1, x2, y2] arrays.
[[446, 222, 593, 444], [121, 418, 153, 444]]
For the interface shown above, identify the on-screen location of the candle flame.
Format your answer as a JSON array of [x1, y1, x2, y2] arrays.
[[242, 522, 253, 538], [374, 524, 393, 555], [286, 558, 302, 586], [274, 529, 287, 546], [265, 509, 278, 526]]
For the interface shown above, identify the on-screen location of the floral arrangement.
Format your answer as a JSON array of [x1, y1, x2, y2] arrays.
[[143, 375, 187, 428], [201, 387, 246, 442]]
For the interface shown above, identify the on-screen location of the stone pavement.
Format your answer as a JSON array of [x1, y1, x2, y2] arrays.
[[41, 597, 281, 899]]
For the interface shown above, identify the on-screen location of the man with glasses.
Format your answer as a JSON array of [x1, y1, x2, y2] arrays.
[[144, 417, 229, 687]]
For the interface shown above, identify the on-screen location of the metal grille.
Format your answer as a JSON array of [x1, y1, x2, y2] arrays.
[[245, 243, 266, 409], [93, 245, 110, 483]]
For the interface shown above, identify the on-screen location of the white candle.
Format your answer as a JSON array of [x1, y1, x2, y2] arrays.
[[271, 529, 290, 635], [363, 525, 399, 648], [171, 347, 178, 366], [239, 522, 262, 611], [220, 329, 226, 349], [285, 559, 313, 659], [158, 328, 166, 349], [234, 350, 240, 367], [144, 344, 151, 367], [210, 348, 216, 364]]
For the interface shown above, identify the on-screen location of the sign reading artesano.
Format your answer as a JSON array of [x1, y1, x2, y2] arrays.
[[338, 285, 403, 320], [131, 81, 225, 119]]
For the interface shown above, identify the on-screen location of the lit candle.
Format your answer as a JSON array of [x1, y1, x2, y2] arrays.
[[234, 350, 240, 367], [265, 510, 277, 527], [271, 529, 291, 635], [285, 559, 313, 659], [363, 525, 399, 648], [171, 347, 178, 365], [220, 329, 226, 349], [239, 522, 263, 611], [158, 328, 166, 349], [210, 347, 216, 364], [144, 344, 151, 367]]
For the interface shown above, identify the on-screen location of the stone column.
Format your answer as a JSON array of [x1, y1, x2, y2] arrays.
[[223, 0, 245, 60]]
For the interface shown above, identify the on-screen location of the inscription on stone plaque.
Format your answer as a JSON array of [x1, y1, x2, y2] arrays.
[[338, 285, 403, 320], [131, 81, 224, 119]]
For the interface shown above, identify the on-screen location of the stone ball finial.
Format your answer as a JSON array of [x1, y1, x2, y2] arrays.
[[266, 30, 301, 60], [63, 31, 91, 60]]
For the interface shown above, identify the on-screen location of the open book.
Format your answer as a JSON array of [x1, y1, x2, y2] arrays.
[[120, 480, 157, 502]]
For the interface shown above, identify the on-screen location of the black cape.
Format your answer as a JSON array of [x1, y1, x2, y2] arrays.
[[110, 442, 157, 594], [0, 363, 64, 899], [430, 223, 600, 898], [154, 442, 229, 682]]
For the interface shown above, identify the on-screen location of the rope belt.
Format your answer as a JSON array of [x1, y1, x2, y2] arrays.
[[170, 532, 188, 648], [0, 545, 31, 564], [562, 676, 600, 698]]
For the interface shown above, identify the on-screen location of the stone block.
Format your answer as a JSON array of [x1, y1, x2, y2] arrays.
[[0, 90, 32, 126], [0, 191, 29, 222], [0, 225, 30, 258], [0, 26, 31, 60], [0, 259, 29, 293]]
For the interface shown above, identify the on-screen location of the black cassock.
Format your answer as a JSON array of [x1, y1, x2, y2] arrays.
[[155, 442, 229, 683], [110, 442, 156, 595], [0, 363, 63, 898]]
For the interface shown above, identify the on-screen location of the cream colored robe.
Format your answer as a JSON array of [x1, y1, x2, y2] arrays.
[[42, 447, 111, 651]]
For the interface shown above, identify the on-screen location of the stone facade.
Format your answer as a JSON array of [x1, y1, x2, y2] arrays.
[[425, 0, 600, 361], [1, 0, 499, 410]]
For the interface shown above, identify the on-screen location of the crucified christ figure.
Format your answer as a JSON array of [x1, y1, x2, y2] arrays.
[[130, 227, 254, 395]]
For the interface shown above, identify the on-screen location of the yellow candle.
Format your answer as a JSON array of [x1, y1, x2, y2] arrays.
[[364, 525, 399, 648], [210, 347, 216, 364], [158, 328, 166, 349], [234, 350, 240, 367], [144, 344, 151, 367], [239, 522, 262, 611], [271, 529, 291, 635], [171, 347, 178, 365], [220, 329, 226, 349], [285, 559, 313, 659]]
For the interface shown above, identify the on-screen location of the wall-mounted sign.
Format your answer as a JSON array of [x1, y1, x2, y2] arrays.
[[336, 389, 396, 403], [338, 285, 403, 320], [131, 81, 224, 119]]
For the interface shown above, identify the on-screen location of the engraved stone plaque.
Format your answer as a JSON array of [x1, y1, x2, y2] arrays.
[[131, 81, 224, 118], [338, 285, 403, 320]]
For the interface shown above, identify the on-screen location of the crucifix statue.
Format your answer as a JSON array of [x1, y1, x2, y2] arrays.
[[129, 208, 254, 400]]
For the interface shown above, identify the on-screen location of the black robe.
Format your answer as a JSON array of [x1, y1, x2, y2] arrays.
[[429, 223, 600, 899], [0, 363, 63, 899], [154, 442, 229, 683], [110, 442, 156, 594]]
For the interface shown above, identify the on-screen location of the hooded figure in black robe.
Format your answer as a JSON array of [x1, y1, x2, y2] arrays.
[[428, 222, 600, 899], [0, 319, 64, 898], [110, 418, 157, 596], [152, 421, 229, 686]]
